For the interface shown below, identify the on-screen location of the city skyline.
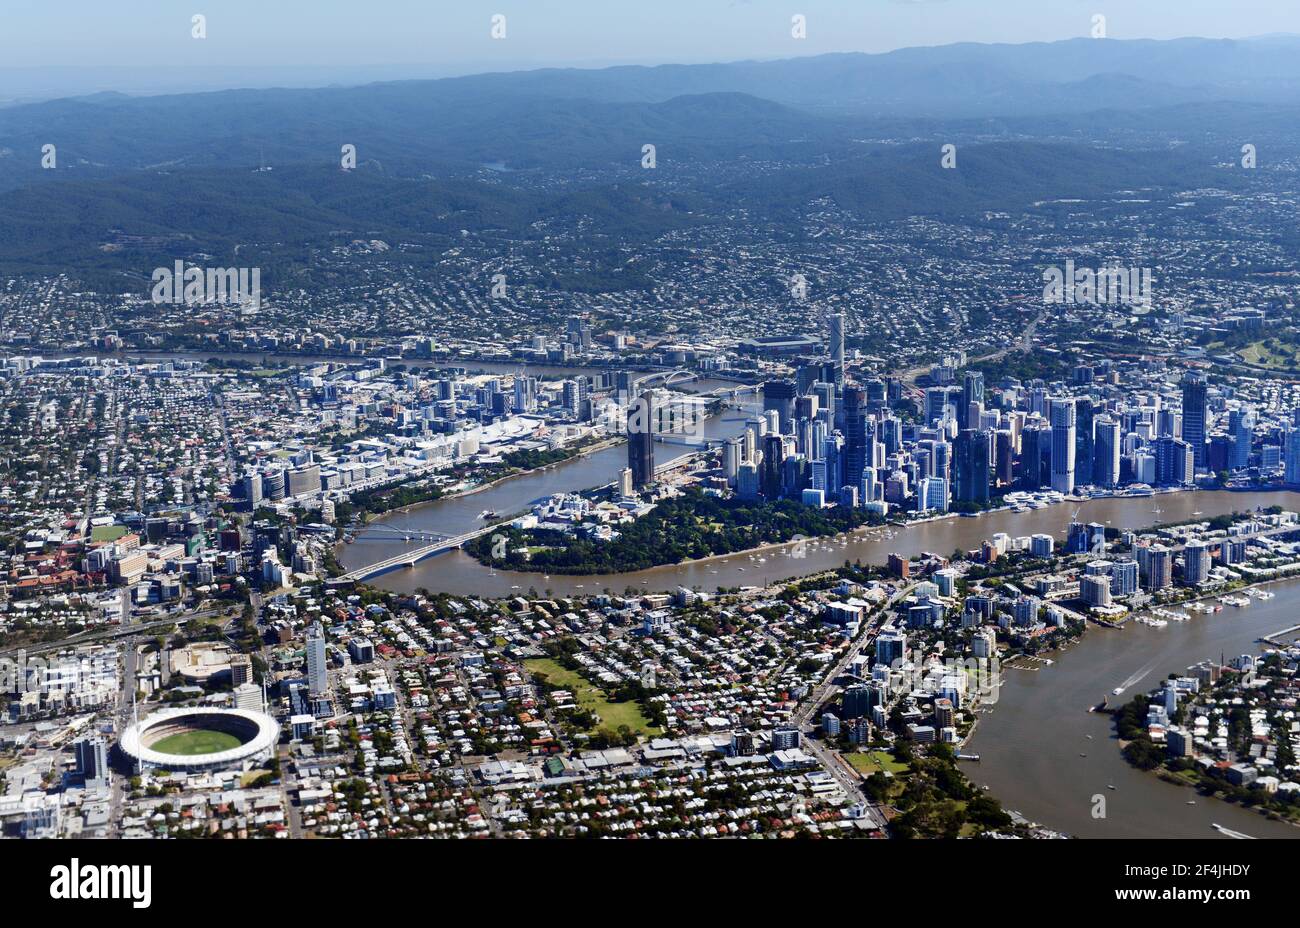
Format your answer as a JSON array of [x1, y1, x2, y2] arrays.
[[1, 2, 1297, 904]]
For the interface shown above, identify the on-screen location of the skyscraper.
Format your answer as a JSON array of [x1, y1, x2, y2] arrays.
[[1286, 429, 1300, 485], [75, 738, 110, 790], [1075, 397, 1095, 487], [628, 392, 656, 489], [1144, 545, 1173, 590], [722, 437, 744, 484], [954, 429, 991, 503], [841, 385, 868, 495], [1182, 541, 1210, 585], [1229, 409, 1252, 471], [306, 621, 328, 697], [1018, 423, 1050, 489], [242, 471, 263, 509], [919, 476, 949, 512], [817, 433, 844, 501], [763, 379, 798, 434], [828, 312, 846, 369], [925, 387, 953, 428], [761, 433, 786, 499], [1155, 436, 1193, 486], [1093, 416, 1121, 488], [994, 429, 1015, 487], [962, 371, 984, 430], [1182, 371, 1208, 471], [1049, 398, 1077, 494]]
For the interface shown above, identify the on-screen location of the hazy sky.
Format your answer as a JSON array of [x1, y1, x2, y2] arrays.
[[2, 0, 1298, 88]]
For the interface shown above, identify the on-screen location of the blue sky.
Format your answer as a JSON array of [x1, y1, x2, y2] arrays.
[[2, 0, 1298, 96]]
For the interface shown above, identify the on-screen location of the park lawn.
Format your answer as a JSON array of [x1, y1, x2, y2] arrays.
[[1238, 340, 1300, 369], [525, 657, 660, 737], [91, 524, 129, 542], [846, 750, 910, 776]]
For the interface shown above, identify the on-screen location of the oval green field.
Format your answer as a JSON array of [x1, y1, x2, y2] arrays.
[[148, 730, 243, 756]]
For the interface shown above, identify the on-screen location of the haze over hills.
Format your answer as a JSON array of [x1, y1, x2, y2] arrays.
[[0, 35, 1294, 282]]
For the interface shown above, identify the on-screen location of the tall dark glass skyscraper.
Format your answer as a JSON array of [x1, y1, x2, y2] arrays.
[[763, 379, 798, 434], [962, 370, 984, 429], [1075, 396, 1095, 487], [954, 428, 991, 503], [841, 385, 868, 494], [1181, 371, 1208, 471], [761, 433, 786, 499], [628, 392, 656, 488]]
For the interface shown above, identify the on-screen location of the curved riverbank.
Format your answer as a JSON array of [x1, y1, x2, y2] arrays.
[[346, 485, 1300, 597], [966, 575, 1300, 839]]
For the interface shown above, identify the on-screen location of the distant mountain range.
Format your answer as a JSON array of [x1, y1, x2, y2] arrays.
[[413, 35, 1300, 114], [0, 36, 1293, 281], [3, 35, 1300, 184]]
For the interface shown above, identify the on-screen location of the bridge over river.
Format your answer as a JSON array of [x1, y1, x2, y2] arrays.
[[338, 523, 507, 582]]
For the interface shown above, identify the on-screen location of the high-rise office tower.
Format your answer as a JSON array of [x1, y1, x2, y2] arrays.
[[1018, 424, 1047, 488], [924, 387, 949, 428], [722, 437, 744, 484], [919, 476, 949, 512], [841, 385, 868, 494], [864, 378, 887, 411], [1075, 397, 1095, 486], [818, 433, 844, 501], [954, 429, 991, 503], [932, 440, 951, 483], [628, 392, 656, 488], [962, 371, 984, 430], [761, 433, 786, 499], [615, 370, 634, 404], [994, 429, 1015, 487], [812, 381, 836, 423], [879, 414, 902, 457], [1049, 398, 1077, 494], [763, 379, 798, 435], [795, 363, 820, 397], [1286, 429, 1300, 485], [1093, 416, 1121, 488], [1229, 409, 1252, 471], [1155, 436, 1193, 485], [1181, 370, 1208, 471]]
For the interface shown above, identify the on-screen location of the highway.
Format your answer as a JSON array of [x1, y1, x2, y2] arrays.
[[790, 581, 917, 833]]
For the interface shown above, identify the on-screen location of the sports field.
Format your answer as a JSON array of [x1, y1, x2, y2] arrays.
[[149, 729, 243, 756]]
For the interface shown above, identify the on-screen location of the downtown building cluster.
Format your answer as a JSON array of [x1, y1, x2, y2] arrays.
[[713, 328, 1300, 519]]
